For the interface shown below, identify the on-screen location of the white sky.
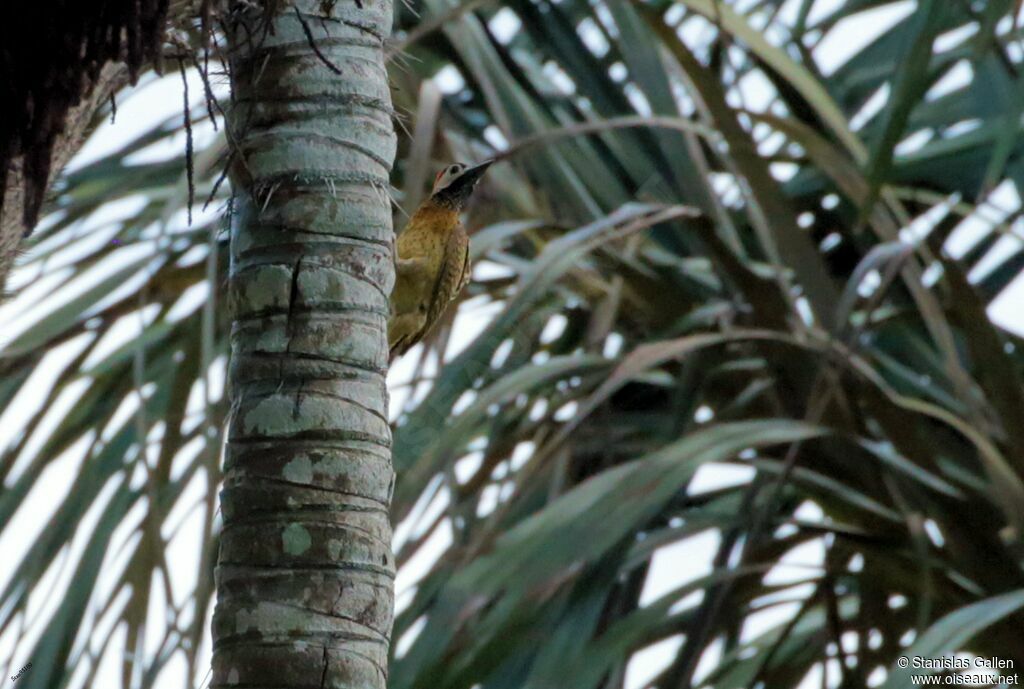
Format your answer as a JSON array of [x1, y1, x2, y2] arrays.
[[3, 1, 1024, 689]]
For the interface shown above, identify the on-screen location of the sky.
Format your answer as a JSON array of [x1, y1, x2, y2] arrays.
[[3, 1, 1024, 689]]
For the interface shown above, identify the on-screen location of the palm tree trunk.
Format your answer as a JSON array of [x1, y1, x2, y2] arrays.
[[1, 62, 130, 287], [213, 2, 396, 688]]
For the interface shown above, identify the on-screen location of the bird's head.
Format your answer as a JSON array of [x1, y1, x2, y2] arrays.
[[430, 160, 493, 209]]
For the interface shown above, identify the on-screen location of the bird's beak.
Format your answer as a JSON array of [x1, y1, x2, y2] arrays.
[[460, 159, 493, 186], [436, 159, 493, 206]]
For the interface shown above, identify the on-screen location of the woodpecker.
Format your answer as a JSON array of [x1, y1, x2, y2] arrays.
[[389, 160, 492, 359]]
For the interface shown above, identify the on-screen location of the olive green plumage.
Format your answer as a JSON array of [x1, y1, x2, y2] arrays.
[[388, 160, 492, 359]]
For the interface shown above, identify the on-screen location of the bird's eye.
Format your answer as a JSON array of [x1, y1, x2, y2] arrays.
[[450, 164, 462, 174]]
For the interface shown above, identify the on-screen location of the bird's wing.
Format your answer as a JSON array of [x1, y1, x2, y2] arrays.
[[426, 227, 470, 329], [389, 227, 470, 360]]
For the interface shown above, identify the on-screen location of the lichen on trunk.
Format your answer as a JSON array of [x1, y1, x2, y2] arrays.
[[213, 1, 397, 687]]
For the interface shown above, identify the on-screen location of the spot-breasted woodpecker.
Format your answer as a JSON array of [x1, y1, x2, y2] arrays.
[[388, 160, 492, 359]]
